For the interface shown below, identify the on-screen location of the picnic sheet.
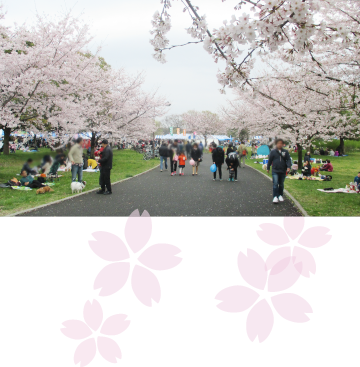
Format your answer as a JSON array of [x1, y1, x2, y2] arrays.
[[83, 169, 99, 173], [287, 176, 324, 181], [317, 188, 358, 194], [11, 186, 32, 191]]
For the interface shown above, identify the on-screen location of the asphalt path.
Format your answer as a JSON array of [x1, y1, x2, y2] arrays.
[[19, 153, 301, 217]]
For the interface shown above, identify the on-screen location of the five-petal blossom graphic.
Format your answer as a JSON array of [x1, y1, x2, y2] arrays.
[[216, 249, 312, 342], [61, 300, 130, 366], [89, 210, 182, 306]]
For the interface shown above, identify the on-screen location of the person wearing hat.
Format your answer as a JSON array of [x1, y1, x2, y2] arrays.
[[97, 139, 113, 195]]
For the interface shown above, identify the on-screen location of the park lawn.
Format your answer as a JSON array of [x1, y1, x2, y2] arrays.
[[0, 149, 159, 217], [246, 151, 360, 217]]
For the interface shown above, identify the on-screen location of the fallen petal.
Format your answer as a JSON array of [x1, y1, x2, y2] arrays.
[[83, 300, 103, 332], [97, 336, 122, 363], [246, 299, 274, 343], [271, 293, 312, 322], [74, 338, 96, 367], [61, 320, 92, 340], [94, 262, 130, 297], [101, 314, 130, 336], [257, 223, 289, 246], [138, 244, 182, 270], [238, 249, 267, 290], [284, 217, 305, 240], [89, 232, 129, 261], [125, 210, 152, 253], [215, 286, 259, 312], [131, 265, 161, 306], [268, 257, 302, 292], [265, 247, 291, 272], [298, 227, 332, 248], [292, 246, 316, 277]]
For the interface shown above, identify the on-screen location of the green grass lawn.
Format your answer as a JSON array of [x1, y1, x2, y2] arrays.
[[0, 149, 159, 216], [246, 151, 360, 216]]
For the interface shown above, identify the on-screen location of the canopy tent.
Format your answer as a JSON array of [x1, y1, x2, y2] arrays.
[[257, 145, 270, 156], [253, 136, 263, 140], [211, 135, 231, 141], [155, 134, 204, 140]]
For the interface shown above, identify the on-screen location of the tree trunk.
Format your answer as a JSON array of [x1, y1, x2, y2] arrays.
[[297, 143, 303, 170], [205, 135, 207, 148], [340, 136, 345, 155], [3, 128, 11, 155], [90, 132, 96, 159]]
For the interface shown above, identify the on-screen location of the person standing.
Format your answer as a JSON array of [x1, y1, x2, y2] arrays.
[[68, 137, 84, 183], [212, 144, 225, 181], [159, 142, 168, 172], [267, 138, 291, 204], [97, 139, 113, 195], [191, 143, 202, 176], [186, 141, 192, 159], [226, 142, 235, 157], [237, 141, 247, 167]]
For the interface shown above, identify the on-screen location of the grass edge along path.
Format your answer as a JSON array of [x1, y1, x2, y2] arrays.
[[0, 149, 159, 217]]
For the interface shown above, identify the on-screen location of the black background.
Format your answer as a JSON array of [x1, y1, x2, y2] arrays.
[[0, 218, 359, 365]]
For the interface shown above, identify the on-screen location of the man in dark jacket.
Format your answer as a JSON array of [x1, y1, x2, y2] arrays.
[[97, 139, 113, 195], [212, 145, 225, 181], [267, 138, 291, 203], [21, 158, 37, 175], [186, 142, 192, 159], [159, 142, 168, 172]]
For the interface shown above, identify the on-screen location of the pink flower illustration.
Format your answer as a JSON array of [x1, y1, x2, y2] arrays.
[[216, 249, 312, 342], [61, 300, 130, 366], [257, 217, 331, 277], [89, 210, 182, 307]]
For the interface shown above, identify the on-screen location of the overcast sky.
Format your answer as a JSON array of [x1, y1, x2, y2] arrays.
[[2, 0, 265, 120]]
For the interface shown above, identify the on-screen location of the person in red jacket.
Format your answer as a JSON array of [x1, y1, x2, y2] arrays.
[[320, 159, 334, 172], [178, 152, 187, 176]]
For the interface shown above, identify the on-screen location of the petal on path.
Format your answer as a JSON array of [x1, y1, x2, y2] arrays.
[[298, 227, 331, 248], [215, 286, 259, 312], [125, 210, 152, 253], [94, 262, 130, 297], [238, 249, 267, 290], [284, 217, 305, 240], [74, 338, 96, 367], [131, 265, 161, 306], [293, 246, 316, 277], [89, 232, 129, 261], [138, 244, 182, 270], [101, 314, 130, 336], [61, 320, 92, 340], [271, 293, 312, 322], [257, 223, 290, 246], [246, 299, 274, 343], [83, 300, 103, 332], [97, 336, 122, 363]]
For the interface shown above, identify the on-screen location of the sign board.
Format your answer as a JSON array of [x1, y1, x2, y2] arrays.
[[170, 127, 173, 136], [177, 128, 180, 135], [183, 129, 186, 136]]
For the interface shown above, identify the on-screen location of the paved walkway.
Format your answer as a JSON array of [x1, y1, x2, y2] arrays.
[[19, 153, 301, 217]]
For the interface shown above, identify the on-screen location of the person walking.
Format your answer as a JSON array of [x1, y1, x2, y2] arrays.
[[97, 139, 113, 195], [159, 142, 169, 172], [68, 137, 84, 183], [186, 141, 192, 159], [169, 141, 178, 176], [226, 142, 235, 157], [212, 144, 225, 181], [237, 141, 247, 168], [191, 143, 202, 176], [267, 138, 291, 204]]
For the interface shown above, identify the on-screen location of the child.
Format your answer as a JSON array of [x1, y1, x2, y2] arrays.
[[225, 152, 240, 182], [290, 160, 298, 175], [178, 152, 187, 176], [302, 160, 311, 177], [354, 172, 360, 190]]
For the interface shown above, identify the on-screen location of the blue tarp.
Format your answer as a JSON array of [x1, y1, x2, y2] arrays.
[[257, 145, 270, 156]]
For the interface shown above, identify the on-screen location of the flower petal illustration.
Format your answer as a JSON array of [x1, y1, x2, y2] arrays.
[[298, 227, 331, 248], [83, 300, 103, 332], [74, 338, 96, 367], [61, 320, 92, 340], [268, 257, 302, 292], [97, 336, 122, 363], [257, 223, 290, 246], [215, 286, 259, 312], [246, 299, 274, 343], [265, 247, 291, 272], [138, 244, 182, 270], [271, 293, 313, 322], [125, 210, 152, 253], [94, 262, 130, 296], [238, 249, 267, 290], [131, 265, 161, 306], [89, 232, 129, 261], [292, 246, 316, 277], [100, 314, 130, 336], [283, 217, 305, 240]]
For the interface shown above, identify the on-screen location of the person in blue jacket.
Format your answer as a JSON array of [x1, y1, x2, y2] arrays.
[[354, 172, 360, 189], [267, 138, 292, 204]]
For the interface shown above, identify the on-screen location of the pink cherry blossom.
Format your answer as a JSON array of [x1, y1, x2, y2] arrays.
[[89, 210, 182, 307], [216, 249, 312, 343], [61, 300, 130, 367]]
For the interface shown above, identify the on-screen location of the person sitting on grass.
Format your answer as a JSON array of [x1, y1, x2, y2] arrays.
[[87, 158, 98, 170], [19, 170, 34, 186], [21, 158, 37, 175], [354, 172, 360, 189], [290, 160, 299, 175], [329, 149, 335, 156], [302, 160, 312, 177], [320, 159, 333, 172]]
